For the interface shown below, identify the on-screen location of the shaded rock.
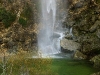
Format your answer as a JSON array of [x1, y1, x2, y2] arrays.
[[74, 50, 87, 59], [19, 37, 25, 42], [0, 37, 3, 44], [90, 55, 100, 68], [60, 38, 81, 51], [3, 38, 9, 43], [89, 21, 100, 32], [61, 47, 74, 53], [81, 36, 100, 55], [7, 41, 15, 48], [96, 29, 100, 38], [91, 72, 100, 75], [5, 31, 12, 37], [92, 15, 96, 23], [65, 34, 73, 40], [74, 2, 84, 8]]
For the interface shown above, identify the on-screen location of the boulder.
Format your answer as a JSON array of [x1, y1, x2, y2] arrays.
[[60, 38, 81, 52], [74, 50, 87, 59], [90, 55, 100, 68]]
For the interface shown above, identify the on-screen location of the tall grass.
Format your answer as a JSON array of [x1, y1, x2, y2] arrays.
[[0, 51, 55, 75]]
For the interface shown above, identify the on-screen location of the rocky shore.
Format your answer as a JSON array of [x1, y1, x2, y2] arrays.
[[60, 0, 100, 74]]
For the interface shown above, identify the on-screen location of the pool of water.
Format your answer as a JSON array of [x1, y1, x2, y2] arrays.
[[50, 59, 98, 75]]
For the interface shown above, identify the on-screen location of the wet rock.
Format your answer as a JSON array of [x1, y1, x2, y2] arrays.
[[65, 34, 73, 40], [74, 50, 87, 59], [74, 2, 84, 8], [90, 55, 100, 68], [60, 38, 81, 52]]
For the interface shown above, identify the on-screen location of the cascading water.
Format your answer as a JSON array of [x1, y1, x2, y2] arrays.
[[38, 0, 67, 57]]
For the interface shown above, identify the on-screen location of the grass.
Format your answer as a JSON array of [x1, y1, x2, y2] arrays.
[[0, 53, 98, 75]]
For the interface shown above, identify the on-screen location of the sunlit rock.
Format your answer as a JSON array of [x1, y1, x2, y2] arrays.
[[73, 50, 87, 59], [60, 38, 81, 52]]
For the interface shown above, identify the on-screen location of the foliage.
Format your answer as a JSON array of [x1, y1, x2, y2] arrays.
[[18, 3, 33, 27], [7, 0, 12, 3], [0, 8, 16, 28], [0, 51, 54, 75], [21, 3, 33, 20], [96, 0, 100, 4], [18, 17, 27, 27]]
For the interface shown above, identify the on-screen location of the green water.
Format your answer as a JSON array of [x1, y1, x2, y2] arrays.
[[50, 59, 98, 75]]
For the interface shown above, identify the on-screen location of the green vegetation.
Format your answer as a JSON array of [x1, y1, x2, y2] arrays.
[[19, 17, 27, 27], [0, 52, 54, 75], [21, 3, 33, 20], [96, 0, 100, 4], [0, 56, 98, 75], [19, 3, 33, 27], [0, 8, 16, 28]]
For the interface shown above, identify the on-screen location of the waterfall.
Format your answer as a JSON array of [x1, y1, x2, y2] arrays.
[[38, 0, 67, 57]]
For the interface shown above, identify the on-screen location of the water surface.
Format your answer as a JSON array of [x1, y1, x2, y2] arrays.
[[50, 59, 98, 75]]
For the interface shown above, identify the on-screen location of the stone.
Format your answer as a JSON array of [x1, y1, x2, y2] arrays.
[[91, 72, 100, 75], [81, 36, 100, 55], [3, 38, 9, 43], [0, 37, 3, 44], [5, 31, 12, 37], [74, 2, 83, 8], [65, 34, 73, 40], [74, 50, 87, 59], [60, 38, 81, 51], [89, 21, 100, 32], [90, 55, 100, 68], [92, 15, 96, 23], [96, 29, 100, 38]]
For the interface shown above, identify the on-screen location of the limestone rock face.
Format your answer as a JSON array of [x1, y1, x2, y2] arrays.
[[60, 38, 81, 52], [0, 23, 37, 53]]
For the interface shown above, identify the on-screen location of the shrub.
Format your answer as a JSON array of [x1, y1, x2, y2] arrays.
[[18, 17, 27, 27], [0, 8, 16, 28], [21, 3, 33, 20]]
